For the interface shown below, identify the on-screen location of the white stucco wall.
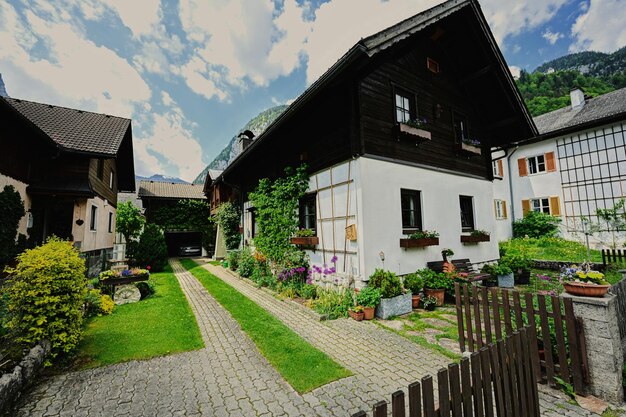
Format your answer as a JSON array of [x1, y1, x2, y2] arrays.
[[357, 156, 500, 281], [0, 174, 31, 237], [74, 197, 116, 252], [492, 150, 513, 242]]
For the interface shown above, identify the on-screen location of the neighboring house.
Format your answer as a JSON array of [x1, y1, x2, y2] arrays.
[[0, 97, 135, 275], [206, 0, 536, 285], [137, 181, 209, 256], [494, 87, 626, 246]]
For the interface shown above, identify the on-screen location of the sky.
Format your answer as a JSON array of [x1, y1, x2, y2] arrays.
[[1, 0, 625, 182]]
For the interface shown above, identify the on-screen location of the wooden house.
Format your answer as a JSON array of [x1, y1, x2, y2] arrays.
[[206, 0, 536, 284], [0, 97, 135, 275]]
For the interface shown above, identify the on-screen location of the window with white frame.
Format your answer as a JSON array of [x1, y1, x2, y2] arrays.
[[531, 198, 550, 214], [492, 160, 503, 177], [494, 199, 507, 219], [109, 170, 114, 189], [401, 189, 422, 231], [527, 155, 546, 174], [108, 212, 113, 233], [90, 205, 98, 231], [459, 195, 475, 232], [395, 91, 412, 123]]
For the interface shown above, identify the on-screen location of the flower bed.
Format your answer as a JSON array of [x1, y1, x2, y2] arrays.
[[99, 268, 150, 285]]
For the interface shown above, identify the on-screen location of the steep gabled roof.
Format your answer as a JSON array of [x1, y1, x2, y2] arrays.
[[534, 87, 626, 137], [138, 181, 206, 200], [0, 97, 130, 157]]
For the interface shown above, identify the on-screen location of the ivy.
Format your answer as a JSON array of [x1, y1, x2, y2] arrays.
[[151, 199, 216, 253], [0, 185, 25, 268], [213, 201, 241, 250], [248, 164, 309, 266]]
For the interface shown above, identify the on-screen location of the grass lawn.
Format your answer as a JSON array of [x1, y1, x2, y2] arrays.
[[500, 237, 603, 263], [75, 265, 204, 368], [180, 258, 351, 393]]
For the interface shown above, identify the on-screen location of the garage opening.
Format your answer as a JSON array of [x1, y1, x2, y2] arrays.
[[164, 231, 203, 257]]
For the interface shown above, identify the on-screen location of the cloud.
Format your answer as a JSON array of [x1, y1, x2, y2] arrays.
[[542, 29, 563, 45], [509, 66, 522, 79], [103, 0, 161, 38], [569, 0, 626, 53]]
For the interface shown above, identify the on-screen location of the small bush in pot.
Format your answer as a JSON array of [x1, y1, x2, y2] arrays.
[[421, 269, 449, 306], [422, 295, 438, 311], [368, 269, 403, 299], [356, 287, 381, 320], [404, 273, 424, 309]]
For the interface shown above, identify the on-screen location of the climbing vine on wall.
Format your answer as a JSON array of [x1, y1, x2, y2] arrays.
[[213, 201, 241, 250], [151, 199, 216, 253], [248, 164, 309, 266]]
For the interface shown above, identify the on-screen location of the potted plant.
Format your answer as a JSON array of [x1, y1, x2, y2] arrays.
[[482, 263, 514, 288], [421, 269, 450, 306], [368, 269, 411, 319], [400, 230, 439, 248], [290, 228, 319, 246], [502, 253, 532, 285], [397, 117, 431, 142], [561, 265, 611, 297], [422, 295, 438, 311], [356, 287, 381, 320], [403, 273, 424, 309], [348, 305, 365, 321], [461, 229, 490, 243], [441, 248, 454, 262], [459, 138, 481, 155]]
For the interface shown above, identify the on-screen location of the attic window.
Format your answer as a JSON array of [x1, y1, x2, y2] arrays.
[[426, 57, 440, 74]]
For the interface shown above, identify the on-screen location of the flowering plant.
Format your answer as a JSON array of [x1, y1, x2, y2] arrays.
[[462, 137, 481, 147], [470, 229, 490, 237], [560, 265, 608, 285], [404, 117, 428, 129], [294, 228, 315, 237], [406, 230, 439, 239]]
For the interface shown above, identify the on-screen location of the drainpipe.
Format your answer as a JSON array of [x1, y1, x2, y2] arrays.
[[506, 146, 519, 234]]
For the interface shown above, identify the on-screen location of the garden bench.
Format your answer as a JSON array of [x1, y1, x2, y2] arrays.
[[426, 258, 492, 283]]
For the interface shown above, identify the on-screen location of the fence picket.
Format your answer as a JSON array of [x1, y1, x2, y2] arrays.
[[479, 347, 494, 417], [464, 285, 474, 352], [491, 288, 502, 340], [455, 283, 465, 352], [551, 296, 570, 383], [408, 381, 422, 417], [471, 352, 484, 417], [524, 292, 541, 382], [422, 376, 436, 417], [473, 286, 483, 349], [448, 363, 462, 417], [537, 294, 556, 386], [460, 358, 473, 417], [564, 298, 584, 393], [481, 287, 492, 344], [392, 390, 405, 417], [502, 290, 513, 335], [373, 401, 387, 417], [437, 368, 450, 417]]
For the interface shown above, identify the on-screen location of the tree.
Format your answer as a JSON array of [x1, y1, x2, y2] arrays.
[[0, 185, 25, 268], [116, 201, 144, 243], [213, 201, 241, 250], [129, 224, 168, 271]]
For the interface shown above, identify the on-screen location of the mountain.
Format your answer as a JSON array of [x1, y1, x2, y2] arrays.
[[535, 47, 626, 80], [0, 73, 8, 97], [193, 105, 288, 184], [136, 174, 188, 184]]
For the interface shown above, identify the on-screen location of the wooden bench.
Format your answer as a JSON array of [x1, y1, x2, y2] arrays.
[[426, 258, 492, 283]]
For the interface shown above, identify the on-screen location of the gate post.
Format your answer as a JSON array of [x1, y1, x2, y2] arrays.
[[563, 292, 624, 403]]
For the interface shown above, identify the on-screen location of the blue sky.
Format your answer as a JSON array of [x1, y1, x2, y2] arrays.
[[1, 0, 625, 182]]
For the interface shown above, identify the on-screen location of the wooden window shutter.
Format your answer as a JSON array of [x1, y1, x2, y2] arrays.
[[493, 200, 498, 218], [545, 151, 556, 172], [518, 158, 528, 177], [497, 160, 504, 177], [521, 199, 531, 216], [502, 201, 508, 219], [549, 196, 561, 216]]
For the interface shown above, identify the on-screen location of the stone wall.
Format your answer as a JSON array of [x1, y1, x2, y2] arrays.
[[0, 340, 50, 415], [530, 259, 604, 271]]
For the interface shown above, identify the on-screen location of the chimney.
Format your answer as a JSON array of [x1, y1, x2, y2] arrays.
[[238, 130, 255, 152], [570, 88, 585, 109]]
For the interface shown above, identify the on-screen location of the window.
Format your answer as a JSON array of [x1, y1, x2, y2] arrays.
[[395, 91, 413, 123], [97, 159, 104, 180], [527, 155, 546, 174], [401, 189, 422, 231], [522, 196, 561, 216], [459, 195, 475, 232], [299, 193, 317, 233], [90, 205, 98, 231], [531, 198, 550, 214], [453, 112, 468, 142], [108, 212, 113, 233], [426, 57, 440, 74], [109, 170, 114, 189], [492, 160, 504, 178], [494, 199, 507, 219]]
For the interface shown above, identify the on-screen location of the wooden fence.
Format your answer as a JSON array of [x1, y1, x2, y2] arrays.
[[602, 249, 626, 267], [454, 283, 588, 393], [351, 328, 539, 417]]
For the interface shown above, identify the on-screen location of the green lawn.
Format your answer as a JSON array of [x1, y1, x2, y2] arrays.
[[500, 237, 603, 263], [180, 258, 351, 393], [76, 265, 204, 368]]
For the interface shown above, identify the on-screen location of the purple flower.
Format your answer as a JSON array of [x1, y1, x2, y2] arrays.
[[306, 277, 313, 285], [330, 256, 338, 263], [295, 267, 305, 273], [121, 269, 132, 277]]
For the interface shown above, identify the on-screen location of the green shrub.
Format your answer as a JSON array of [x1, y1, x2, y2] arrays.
[[512, 211, 561, 238], [4, 237, 87, 356], [299, 284, 317, 299], [130, 224, 168, 272], [313, 287, 354, 319], [403, 273, 424, 294], [422, 270, 451, 290], [368, 269, 403, 298], [0, 292, 8, 339], [213, 201, 241, 250], [135, 281, 156, 299], [356, 286, 381, 307], [84, 289, 115, 317], [0, 185, 26, 268], [227, 250, 241, 271], [237, 247, 255, 277]]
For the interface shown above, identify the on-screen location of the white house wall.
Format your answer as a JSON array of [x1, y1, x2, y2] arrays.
[[357, 156, 499, 281], [74, 197, 116, 252], [492, 150, 513, 241]]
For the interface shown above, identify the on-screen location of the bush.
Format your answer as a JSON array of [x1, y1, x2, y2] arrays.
[[313, 288, 354, 319], [512, 211, 561, 238], [214, 201, 241, 250], [368, 269, 403, 298], [135, 281, 156, 299], [4, 237, 87, 356], [298, 284, 317, 299], [0, 185, 26, 269], [84, 289, 115, 317], [356, 287, 381, 307], [227, 250, 241, 271], [237, 247, 255, 277], [403, 273, 424, 294], [130, 224, 168, 272]]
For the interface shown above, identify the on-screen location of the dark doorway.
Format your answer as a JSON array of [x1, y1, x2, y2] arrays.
[[30, 199, 74, 245], [164, 231, 203, 257]]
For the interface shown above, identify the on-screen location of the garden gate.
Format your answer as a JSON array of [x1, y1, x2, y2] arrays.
[[351, 328, 539, 417], [454, 283, 588, 393]]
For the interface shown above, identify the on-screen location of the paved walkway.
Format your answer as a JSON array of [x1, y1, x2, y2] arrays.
[[10, 259, 607, 416]]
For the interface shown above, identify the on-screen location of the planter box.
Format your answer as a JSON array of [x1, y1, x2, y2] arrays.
[[290, 236, 319, 246], [397, 123, 431, 142], [460, 234, 490, 243], [497, 273, 514, 288], [100, 275, 149, 286], [376, 292, 412, 319], [460, 142, 481, 155], [399, 237, 439, 248]]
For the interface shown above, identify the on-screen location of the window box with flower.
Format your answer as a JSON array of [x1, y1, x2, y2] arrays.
[[561, 265, 610, 297], [290, 228, 319, 246], [400, 230, 439, 248], [459, 138, 482, 156], [396, 117, 431, 143], [460, 229, 490, 243]]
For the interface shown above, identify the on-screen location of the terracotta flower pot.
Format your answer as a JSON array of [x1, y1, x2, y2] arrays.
[[363, 306, 375, 320], [348, 309, 364, 321], [412, 295, 421, 309], [563, 281, 610, 297], [424, 288, 445, 306]]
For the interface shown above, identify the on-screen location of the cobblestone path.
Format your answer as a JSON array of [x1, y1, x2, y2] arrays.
[[10, 258, 607, 416]]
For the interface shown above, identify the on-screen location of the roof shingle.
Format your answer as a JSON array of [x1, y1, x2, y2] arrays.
[[138, 181, 206, 200], [1, 97, 130, 156]]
